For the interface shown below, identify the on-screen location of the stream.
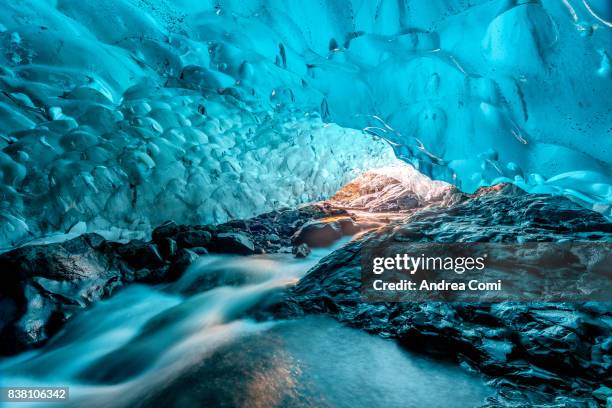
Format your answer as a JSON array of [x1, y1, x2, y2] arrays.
[[0, 237, 491, 408]]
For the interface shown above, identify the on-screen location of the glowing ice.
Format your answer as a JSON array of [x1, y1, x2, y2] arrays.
[[0, 0, 609, 247]]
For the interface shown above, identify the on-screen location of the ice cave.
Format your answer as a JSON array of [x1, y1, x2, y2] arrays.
[[0, 1, 610, 407]]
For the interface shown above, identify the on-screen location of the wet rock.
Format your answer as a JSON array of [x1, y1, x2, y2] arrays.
[[336, 217, 361, 235], [209, 232, 255, 255], [293, 243, 311, 258], [174, 230, 212, 249], [292, 220, 343, 247], [167, 249, 199, 281], [190, 247, 209, 256], [0, 227, 215, 355], [117, 240, 164, 270], [275, 188, 612, 406], [394, 185, 612, 243], [157, 237, 177, 259], [518, 325, 582, 369], [593, 386, 612, 402], [278, 237, 611, 405], [479, 338, 513, 367], [0, 233, 127, 354], [276, 209, 301, 226], [267, 233, 280, 244], [152, 220, 181, 242], [0, 200, 347, 355]]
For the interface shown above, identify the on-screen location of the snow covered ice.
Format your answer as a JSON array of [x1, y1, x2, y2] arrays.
[[0, 0, 610, 248]]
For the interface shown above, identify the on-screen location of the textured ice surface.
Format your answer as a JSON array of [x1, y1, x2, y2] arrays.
[[0, 85, 395, 247], [0, 0, 610, 247]]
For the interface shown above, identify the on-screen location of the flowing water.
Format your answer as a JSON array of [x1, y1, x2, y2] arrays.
[[1, 237, 491, 407]]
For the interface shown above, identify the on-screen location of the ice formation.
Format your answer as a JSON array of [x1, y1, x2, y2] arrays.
[[0, 85, 395, 247], [0, 0, 610, 247]]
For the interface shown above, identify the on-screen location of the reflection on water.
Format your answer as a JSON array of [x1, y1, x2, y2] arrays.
[[131, 316, 491, 408], [1, 237, 490, 407]]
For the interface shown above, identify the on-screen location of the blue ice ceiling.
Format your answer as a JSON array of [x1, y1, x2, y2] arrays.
[[0, 0, 610, 246], [210, 0, 612, 205]]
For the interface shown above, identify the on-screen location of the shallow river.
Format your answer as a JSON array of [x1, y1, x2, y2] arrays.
[[1, 238, 491, 407]]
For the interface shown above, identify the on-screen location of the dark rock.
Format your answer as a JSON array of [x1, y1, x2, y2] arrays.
[[592, 386, 612, 402], [277, 237, 611, 405], [223, 219, 249, 230], [0, 227, 213, 355], [117, 240, 165, 270], [293, 243, 311, 258], [135, 268, 153, 281], [394, 185, 612, 243], [1, 233, 109, 281], [204, 202, 350, 253], [175, 230, 212, 248], [0, 233, 127, 354], [267, 233, 280, 244], [209, 232, 255, 255], [395, 193, 420, 210], [276, 209, 301, 226], [190, 247, 209, 256], [249, 222, 270, 233], [135, 266, 174, 283], [292, 220, 342, 247], [167, 249, 199, 280], [152, 220, 181, 242], [273, 188, 612, 407], [158, 237, 177, 259], [0, 200, 346, 356]]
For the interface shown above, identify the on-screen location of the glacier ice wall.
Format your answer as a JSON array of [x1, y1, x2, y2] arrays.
[[0, 0, 610, 247], [0, 81, 395, 247]]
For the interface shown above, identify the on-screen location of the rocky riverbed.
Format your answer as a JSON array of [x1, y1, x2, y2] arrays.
[[1, 183, 611, 407], [0, 202, 354, 355], [273, 186, 612, 407]]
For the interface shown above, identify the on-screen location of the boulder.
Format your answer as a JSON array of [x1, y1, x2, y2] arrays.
[[157, 237, 177, 259], [336, 217, 361, 235], [292, 220, 342, 247], [0, 233, 127, 354], [593, 386, 612, 402], [174, 230, 212, 248], [116, 240, 165, 270], [293, 243, 311, 258], [167, 248, 200, 280], [209, 232, 255, 255], [0, 228, 212, 355], [190, 247, 209, 256], [152, 220, 181, 242]]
